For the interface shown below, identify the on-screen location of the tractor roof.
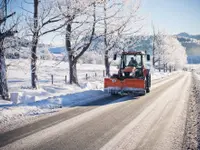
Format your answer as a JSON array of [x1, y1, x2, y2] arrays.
[[122, 51, 146, 55]]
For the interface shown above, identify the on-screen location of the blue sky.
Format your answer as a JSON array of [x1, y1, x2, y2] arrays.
[[139, 0, 200, 35], [9, 0, 200, 45]]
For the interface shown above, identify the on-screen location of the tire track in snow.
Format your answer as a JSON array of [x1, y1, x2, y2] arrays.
[[137, 73, 191, 150], [100, 73, 191, 150]]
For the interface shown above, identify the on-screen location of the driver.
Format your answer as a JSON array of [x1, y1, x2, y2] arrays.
[[128, 57, 138, 67]]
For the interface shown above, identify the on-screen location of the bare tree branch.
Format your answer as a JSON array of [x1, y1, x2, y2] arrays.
[[0, 12, 16, 25], [39, 22, 66, 36], [0, 30, 17, 39], [73, 2, 96, 62]]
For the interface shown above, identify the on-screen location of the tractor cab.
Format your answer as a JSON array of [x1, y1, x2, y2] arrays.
[[120, 52, 145, 68], [114, 51, 150, 79]]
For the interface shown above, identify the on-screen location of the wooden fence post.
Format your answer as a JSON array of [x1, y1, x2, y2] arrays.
[[65, 75, 67, 84], [51, 75, 53, 85], [86, 74, 88, 80]]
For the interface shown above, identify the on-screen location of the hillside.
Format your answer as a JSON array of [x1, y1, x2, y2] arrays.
[[176, 33, 200, 56], [177, 32, 200, 40], [176, 33, 200, 64]]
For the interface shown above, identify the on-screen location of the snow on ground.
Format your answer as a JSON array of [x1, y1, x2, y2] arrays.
[[0, 59, 175, 132], [151, 70, 173, 80]]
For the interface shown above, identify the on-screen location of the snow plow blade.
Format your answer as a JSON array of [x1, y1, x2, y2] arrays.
[[104, 78, 146, 95]]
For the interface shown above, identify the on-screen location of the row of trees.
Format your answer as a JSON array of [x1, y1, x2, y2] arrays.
[[152, 30, 187, 70], [0, 0, 142, 100]]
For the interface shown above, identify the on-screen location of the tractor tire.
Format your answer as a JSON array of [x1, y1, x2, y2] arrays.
[[146, 88, 150, 93], [145, 73, 151, 94]]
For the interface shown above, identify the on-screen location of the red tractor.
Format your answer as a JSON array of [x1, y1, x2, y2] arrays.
[[104, 51, 151, 95]]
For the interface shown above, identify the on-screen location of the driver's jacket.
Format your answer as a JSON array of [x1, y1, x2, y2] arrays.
[[128, 60, 138, 67]]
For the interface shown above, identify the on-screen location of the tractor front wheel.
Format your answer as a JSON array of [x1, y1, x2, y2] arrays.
[[145, 74, 151, 93]]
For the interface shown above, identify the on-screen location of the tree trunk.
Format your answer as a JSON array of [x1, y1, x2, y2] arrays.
[[152, 23, 156, 67], [65, 3, 96, 84], [0, 42, 9, 100], [31, 41, 38, 88], [31, 0, 39, 89], [104, 52, 110, 76], [152, 38, 155, 67], [158, 59, 161, 72], [104, 1, 110, 76], [163, 64, 166, 72], [69, 58, 78, 84], [66, 23, 78, 84]]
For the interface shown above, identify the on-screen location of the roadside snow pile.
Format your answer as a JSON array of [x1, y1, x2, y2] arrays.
[[37, 90, 108, 107], [10, 93, 36, 104], [8, 80, 104, 105]]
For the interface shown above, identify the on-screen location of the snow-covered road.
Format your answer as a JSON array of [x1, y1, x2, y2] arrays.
[[0, 72, 192, 150]]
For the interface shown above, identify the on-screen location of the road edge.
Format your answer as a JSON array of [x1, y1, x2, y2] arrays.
[[182, 73, 199, 150]]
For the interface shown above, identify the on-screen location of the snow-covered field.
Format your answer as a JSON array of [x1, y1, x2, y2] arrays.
[[0, 59, 175, 133]]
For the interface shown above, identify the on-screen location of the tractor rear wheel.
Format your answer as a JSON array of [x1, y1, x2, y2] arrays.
[[146, 88, 150, 93], [145, 74, 151, 93]]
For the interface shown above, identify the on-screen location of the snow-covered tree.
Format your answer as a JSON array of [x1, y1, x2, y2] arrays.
[[80, 51, 103, 64], [167, 36, 187, 69], [57, 0, 97, 84], [154, 31, 187, 71], [0, 0, 18, 100], [22, 0, 65, 88], [96, 0, 142, 76]]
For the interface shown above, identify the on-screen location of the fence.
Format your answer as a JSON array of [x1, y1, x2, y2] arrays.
[[49, 70, 107, 85]]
